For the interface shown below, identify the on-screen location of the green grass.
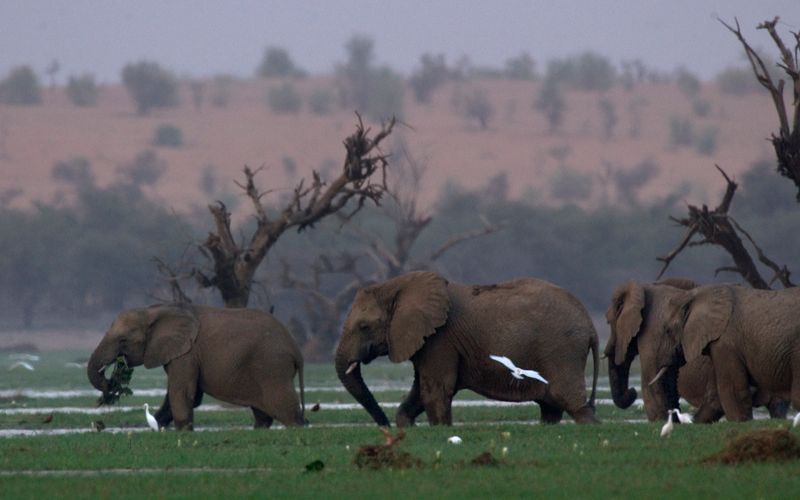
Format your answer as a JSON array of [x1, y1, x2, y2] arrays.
[[1, 351, 798, 498]]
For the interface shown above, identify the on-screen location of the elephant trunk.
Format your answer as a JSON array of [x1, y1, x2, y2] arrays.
[[335, 350, 390, 427], [87, 338, 116, 395], [608, 357, 637, 409]]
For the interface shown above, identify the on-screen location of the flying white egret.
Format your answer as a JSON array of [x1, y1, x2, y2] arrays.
[[144, 403, 159, 431], [489, 355, 548, 384], [673, 408, 693, 424], [660, 409, 675, 438], [793, 411, 800, 428], [8, 361, 35, 371], [9, 353, 39, 362]]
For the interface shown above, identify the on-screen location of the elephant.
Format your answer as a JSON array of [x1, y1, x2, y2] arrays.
[[88, 303, 305, 430], [605, 279, 788, 423], [632, 282, 800, 422], [335, 271, 600, 427]]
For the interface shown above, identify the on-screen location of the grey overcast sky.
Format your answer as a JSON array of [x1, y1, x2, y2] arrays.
[[1, 1, 797, 83]]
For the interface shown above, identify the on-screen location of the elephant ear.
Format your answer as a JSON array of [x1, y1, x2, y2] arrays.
[[143, 306, 199, 369], [385, 271, 450, 363], [606, 281, 645, 365], [679, 285, 733, 364]]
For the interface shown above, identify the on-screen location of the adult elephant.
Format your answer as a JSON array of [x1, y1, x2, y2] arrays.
[[335, 271, 599, 427], [640, 283, 800, 422], [88, 304, 305, 430], [606, 279, 788, 422]]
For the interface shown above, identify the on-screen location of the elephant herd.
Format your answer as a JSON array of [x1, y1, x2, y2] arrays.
[[87, 271, 800, 430]]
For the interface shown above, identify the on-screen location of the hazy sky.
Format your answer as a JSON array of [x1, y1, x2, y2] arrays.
[[1, 1, 797, 83]]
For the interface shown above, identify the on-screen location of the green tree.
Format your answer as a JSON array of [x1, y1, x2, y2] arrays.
[[337, 35, 404, 120], [409, 53, 450, 103], [0, 65, 41, 105], [504, 52, 537, 80], [65, 74, 99, 106], [121, 61, 179, 115], [257, 46, 305, 78], [153, 124, 183, 147], [534, 79, 565, 132]]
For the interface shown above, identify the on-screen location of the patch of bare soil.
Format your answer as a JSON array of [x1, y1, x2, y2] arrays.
[[353, 428, 422, 470], [704, 428, 800, 465]]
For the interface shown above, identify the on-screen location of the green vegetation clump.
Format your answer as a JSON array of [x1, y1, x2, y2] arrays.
[[153, 124, 183, 147], [544, 52, 616, 92], [65, 74, 99, 107], [121, 61, 179, 115], [716, 66, 762, 95], [257, 46, 305, 78], [267, 82, 302, 113], [96, 356, 134, 406], [704, 429, 800, 464], [0, 65, 41, 105]]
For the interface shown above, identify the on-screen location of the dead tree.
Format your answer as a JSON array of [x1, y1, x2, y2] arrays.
[[721, 17, 800, 201], [657, 166, 793, 289], [195, 114, 395, 307]]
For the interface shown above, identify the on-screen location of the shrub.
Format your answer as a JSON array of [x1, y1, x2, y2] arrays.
[[550, 166, 594, 203], [545, 52, 616, 92], [716, 67, 762, 95], [463, 89, 493, 129], [504, 52, 537, 80], [210, 75, 233, 107], [268, 83, 302, 113], [153, 124, 183, 147], [257, 47, 305, 78], [534, 80, 565, 132], [675, 67, 701, 97], [409, 53, 450, 103], [669, 116, 694, 148], [117, 150, 167, 186], [51, 157, 95, 188], [691, 98, 712, 117], [65, 74, 99, 107], [121, 61, 179, 114], [0, 66, 41, 105], [337, 35, 404, 120], [694, 126, 719, 156], [309, 88, 334, 115]]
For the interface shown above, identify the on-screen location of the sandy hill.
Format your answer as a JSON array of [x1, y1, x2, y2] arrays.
[[0, 77, 779, 219]]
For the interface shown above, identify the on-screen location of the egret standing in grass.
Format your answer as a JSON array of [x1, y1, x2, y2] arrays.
[[489, 355, 548, 383], [144, 403, 159, 431], [660, 410, 675, 438], [673, 408, 693, 424]]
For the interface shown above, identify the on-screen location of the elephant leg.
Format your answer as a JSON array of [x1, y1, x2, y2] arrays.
[[260, 383, 304, 427], [547, 375, 598, 424], [419, 373, 457, 425], [251, 407, 274, 429], [766, 397, 790, 419], [693, 402, 724, 423], [396, 375, 424, 427], [154, 394, 174, 427], [537, 400, 564, 424], [711, 345, 752, 422], [166, 358, 199, 431]]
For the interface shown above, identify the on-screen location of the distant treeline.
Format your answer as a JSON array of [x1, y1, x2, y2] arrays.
[[0, 159, 795, 338]]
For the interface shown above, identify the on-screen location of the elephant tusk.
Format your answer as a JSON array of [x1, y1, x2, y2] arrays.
[[345, 362, 359, 375], [648, 366, 669, 386]]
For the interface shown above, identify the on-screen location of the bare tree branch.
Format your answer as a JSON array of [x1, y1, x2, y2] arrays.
[[657, 166, 793, 289], [196, 114, 396, 307]]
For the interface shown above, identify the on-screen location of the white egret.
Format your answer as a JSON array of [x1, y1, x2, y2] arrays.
[[447, 436, 462, 444], [793, 411, 800, 428], [8, 361, 35, 371], [660, 410, 675, 438], [144, 403, 159, 431], [489, 355, 548, 384], [673, 408, 693, 424]]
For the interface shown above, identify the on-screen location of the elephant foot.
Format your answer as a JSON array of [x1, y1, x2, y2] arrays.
[[396, 413, 416, 428], [538, 401, 564, 424], [569, 405, 600, 424]]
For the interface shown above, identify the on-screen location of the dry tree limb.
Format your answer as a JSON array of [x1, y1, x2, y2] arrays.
[[720, 16, 800, 200], [656, 166, 793, 289], [197, 114, 396, 307]]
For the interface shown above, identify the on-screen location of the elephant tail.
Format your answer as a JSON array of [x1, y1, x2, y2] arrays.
[[589, 333, 599, 409], [298, 358, 306, 424]]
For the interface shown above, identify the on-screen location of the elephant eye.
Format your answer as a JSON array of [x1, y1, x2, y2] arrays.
[[358, 322, 370, 334]]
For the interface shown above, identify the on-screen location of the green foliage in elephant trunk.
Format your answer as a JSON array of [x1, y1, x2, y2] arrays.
[[95, 356, 134, 406]]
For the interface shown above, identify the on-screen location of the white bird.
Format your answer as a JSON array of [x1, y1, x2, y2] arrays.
[[489, 355, 548, 384], [793, 411, 800, 428], [447, 436, 462, 444], [8, 361, 35, 371], [673, 408, 693, 424], [660, 409, 675, 438], [9, 353, 40, 362], [144, 403, 159, 431]]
